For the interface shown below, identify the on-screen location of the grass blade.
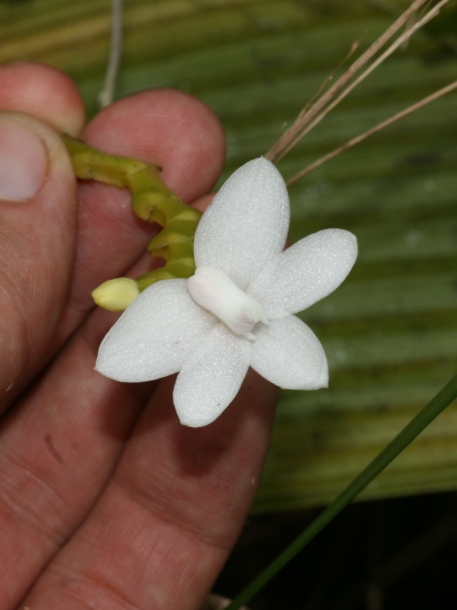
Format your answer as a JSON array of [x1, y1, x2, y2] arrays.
[[226, 373, 457, 610]]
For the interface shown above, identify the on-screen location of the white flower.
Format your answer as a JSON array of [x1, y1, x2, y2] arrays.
[[95, 158, 357, 427]]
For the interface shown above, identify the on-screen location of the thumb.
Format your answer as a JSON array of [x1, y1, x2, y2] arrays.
[[0, 113, 77, 411]]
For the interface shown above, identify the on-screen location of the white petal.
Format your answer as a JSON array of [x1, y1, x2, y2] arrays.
[[194, 157, 290, 290], [173, 324, 251, 427], [95, 279, 214, 382], [250, 315, 328, 390], [248, 229, 357, 319]]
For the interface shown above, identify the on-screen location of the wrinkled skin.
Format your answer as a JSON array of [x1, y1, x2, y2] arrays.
[[0, 63, 277, 610]]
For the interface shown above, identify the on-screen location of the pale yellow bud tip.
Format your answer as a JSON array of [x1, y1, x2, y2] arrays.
[[92, 278, 140, 312]]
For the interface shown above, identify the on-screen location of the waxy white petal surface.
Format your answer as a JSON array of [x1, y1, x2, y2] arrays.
[[95, 279, 214, 382], [194, 158, 290, 290], [96, 157, 357, 427], [248, 229, 358, 319], [250, 315, 328, 390], [173, 324, 251, 427]]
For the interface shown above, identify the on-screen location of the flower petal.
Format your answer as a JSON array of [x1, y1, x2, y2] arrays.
[[250, 315, 328, 389], [248, 229, 357, 319], [194, 157, 290, 290], [95, 279, 214, 382], [173, 324, 251, 427]]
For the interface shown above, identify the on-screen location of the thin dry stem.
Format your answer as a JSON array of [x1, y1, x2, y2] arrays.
[[265, 0, 444, 163], [299, 39, 362, 119], [292, 0, 449, 146], [286, 80, 457, 185], [289, 0, 449, 151], [99, 0, 123, 108]]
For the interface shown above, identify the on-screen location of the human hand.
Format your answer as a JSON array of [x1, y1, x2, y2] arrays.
[[0, 63, 277, 609]]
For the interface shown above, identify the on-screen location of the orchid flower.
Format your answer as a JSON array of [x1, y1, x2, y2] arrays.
[[95, 158, 357, 427]]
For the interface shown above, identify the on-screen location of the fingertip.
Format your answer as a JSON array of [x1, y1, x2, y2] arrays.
[[0, 111, 76, 203], [0, 112, 78, 405], [0, 115, 48, 202], [0, 62, 86, 136], [82, 88, 226, 202]]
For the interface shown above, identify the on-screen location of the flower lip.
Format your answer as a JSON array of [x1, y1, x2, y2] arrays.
[[187, 265, 267, 339]]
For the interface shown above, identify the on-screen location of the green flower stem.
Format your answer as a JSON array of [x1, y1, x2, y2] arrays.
[[62, 134, 202, 308], [226, 374, 457, 610]]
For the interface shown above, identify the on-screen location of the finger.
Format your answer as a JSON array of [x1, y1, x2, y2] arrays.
[[0, 191, 217, 608], [52, 88, 226, 346], [83, 88, 225, 202], [22, 372, 277, 610], [0, 95, 225, 608], [0, 112, 77, 410], [0, 326, 155, 609], [0, 62, 85, 136]]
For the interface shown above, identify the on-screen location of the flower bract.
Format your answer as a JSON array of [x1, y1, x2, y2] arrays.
[[95, 158, 358, 427]]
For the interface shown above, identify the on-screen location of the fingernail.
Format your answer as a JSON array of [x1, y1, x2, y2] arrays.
[[0, 117, 48, 202]]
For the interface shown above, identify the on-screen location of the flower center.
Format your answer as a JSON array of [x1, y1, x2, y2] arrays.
[[187, 266, 267, 339]]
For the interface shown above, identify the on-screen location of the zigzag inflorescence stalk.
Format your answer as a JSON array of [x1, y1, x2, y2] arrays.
[[62, 134, 202, 311]]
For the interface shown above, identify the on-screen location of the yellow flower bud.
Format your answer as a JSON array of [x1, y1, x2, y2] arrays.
[[92, 278, 140, 312]]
